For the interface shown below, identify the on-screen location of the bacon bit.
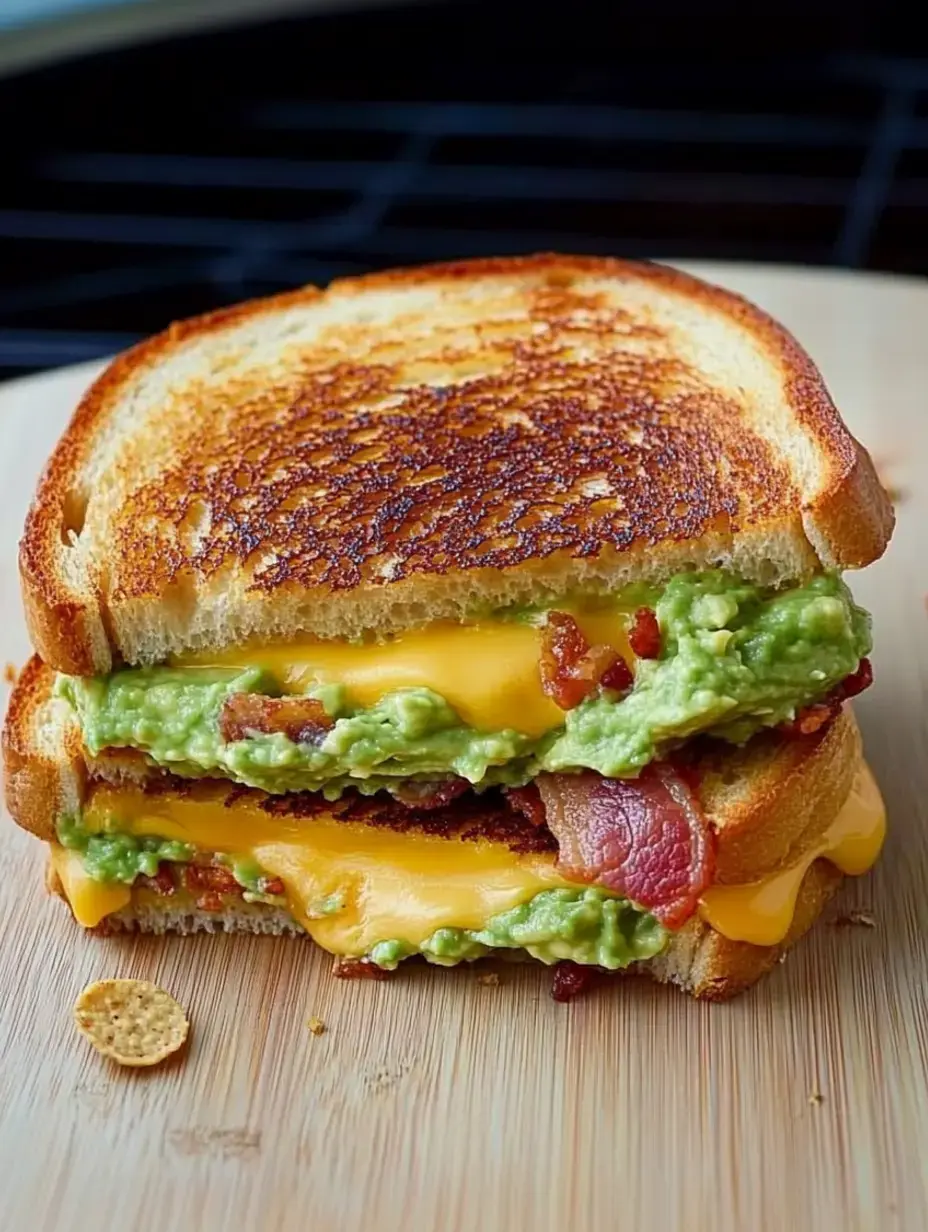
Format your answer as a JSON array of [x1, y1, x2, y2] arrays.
[[600, 657, 634, 693], [392, 778, 470, 809], [537, 764, 716, 929], [551, 961, 599, 1002], [628, 608, 661, 659], [196, 891, 224, 913], [837, 657, 873, 700], [505, 783, 548, 827], [780, 658, 873, 738], [781, 703, 836, 737], [184, 863, 242, 897], [263, 877, 286, 896], [332, 958, 392, 981], [139, 865, 175, 896], [539, 611, 627, 710], [219, 692, 334, 745]]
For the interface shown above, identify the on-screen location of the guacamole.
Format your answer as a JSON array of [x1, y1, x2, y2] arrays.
[[58, 816, 194, 883], [59, 570, 871, 794], [367, 886, 667, 970]]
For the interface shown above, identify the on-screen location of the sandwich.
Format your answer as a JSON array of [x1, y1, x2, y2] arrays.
[[1, 255, 893, 999]]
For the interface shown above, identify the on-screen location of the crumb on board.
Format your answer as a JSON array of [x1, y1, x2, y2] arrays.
[[3, 663, 16, 686], [476, 972, 501, 987], [307, 1016, 326, 1036], [833, 911, 877, 929], [808, 1089, 824, 1107]]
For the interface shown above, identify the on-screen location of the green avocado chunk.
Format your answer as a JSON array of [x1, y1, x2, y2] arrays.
[[58, 570, 871, 795], [57, 816, 194, 883], [368, 886, 667, 970]]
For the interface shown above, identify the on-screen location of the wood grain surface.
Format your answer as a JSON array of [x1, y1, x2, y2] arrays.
[[0, 263, 924, 1232]]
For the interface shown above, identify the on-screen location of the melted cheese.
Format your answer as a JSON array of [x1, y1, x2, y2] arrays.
[[175, 608, 633, 738], [50, 847, 131, 927], [699, 762, 886, 947], [76, 784, 572, 953], [52, 763, 886, 950]]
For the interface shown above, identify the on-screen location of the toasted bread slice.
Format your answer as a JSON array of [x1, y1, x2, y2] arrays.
[[5, 657, 862, 888], [20, 255, 893, 675]]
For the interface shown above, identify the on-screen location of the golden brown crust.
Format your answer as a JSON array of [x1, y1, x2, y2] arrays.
[[2, 657, 84, 842], [657, 859, 845, 1000], [18, 254, 893, 674], [698, 706, 861, 884]]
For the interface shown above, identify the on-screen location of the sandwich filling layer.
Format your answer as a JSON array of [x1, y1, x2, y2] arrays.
[[49, 760, 885, 967], [58, 570, 872, 797]]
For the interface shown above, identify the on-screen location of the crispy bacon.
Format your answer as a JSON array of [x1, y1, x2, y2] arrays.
[[184, 863, 242, 897], [196, 891, 225, 913], [219, 692, 334, 745], [536, 765, 715, 929], [392, 778, 471, 810], [629, 607, 661, 659], [780, 658, 873, 739], [139, 865, 176, 896], [539, 611, 629, 710], [332, 957, 392, 981], [600, 657, 634, 693], [551, 961, 599, 1002], [504, 783, 547, 827], [263, 877, 286, 896]]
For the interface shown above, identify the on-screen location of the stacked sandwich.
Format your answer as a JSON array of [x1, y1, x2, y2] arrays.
[[2, 256, 893, 999]]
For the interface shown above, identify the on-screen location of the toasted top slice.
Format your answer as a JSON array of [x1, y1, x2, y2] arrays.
[[4, 656, 863, 887], [20, 255, 893, 675]]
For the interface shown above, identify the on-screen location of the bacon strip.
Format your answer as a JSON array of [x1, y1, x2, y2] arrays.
[[536, 765, 715, 928], [539, 612, 631, 710], [219, 692, 334, 745]]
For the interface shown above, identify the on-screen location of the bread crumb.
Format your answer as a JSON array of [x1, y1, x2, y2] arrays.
[[307, 1016, 326, 1036], [834, 911, 876, 929], [808, 1089, 824, 1106], [3, 663, 16, 685], [476, 972, 500, 987]]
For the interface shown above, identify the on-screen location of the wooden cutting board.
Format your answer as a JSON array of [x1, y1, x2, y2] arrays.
[[0, 263, 925, 1232]]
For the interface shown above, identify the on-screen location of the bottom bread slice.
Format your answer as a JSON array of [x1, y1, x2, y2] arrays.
[[45, 855, 843, 1001]]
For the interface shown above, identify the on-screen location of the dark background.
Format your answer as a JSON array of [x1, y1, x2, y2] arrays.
[[1, 1, 927, 381]]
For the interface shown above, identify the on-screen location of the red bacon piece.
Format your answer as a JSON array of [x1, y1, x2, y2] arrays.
[[392, 778, 471, 810], [628, 608, 661, 659], [535, 765, 715, 929], [505, 783, 547, 827], [332, 958, 392, 981], [184, 863, 242, 897], [539, 612, 629, 710], [263, 877, 286, 896], [551, 961, 599, 1003], [780, 658, 873, 739], [600, 657, 634, 693], [139, 865, 175, 896], [219, 692, 334, 745]]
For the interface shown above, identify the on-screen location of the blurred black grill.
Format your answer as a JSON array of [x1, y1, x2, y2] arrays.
[[1, 2, 927, 380]]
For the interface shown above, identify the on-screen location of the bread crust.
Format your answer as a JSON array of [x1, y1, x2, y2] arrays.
[[18, 254, 893, 674]]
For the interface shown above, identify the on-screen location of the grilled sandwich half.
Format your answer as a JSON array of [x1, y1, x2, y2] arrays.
[[3, 255, 893, 997]]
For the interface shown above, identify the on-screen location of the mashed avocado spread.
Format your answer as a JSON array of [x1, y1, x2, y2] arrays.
[[59, 570, 871, 795]]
